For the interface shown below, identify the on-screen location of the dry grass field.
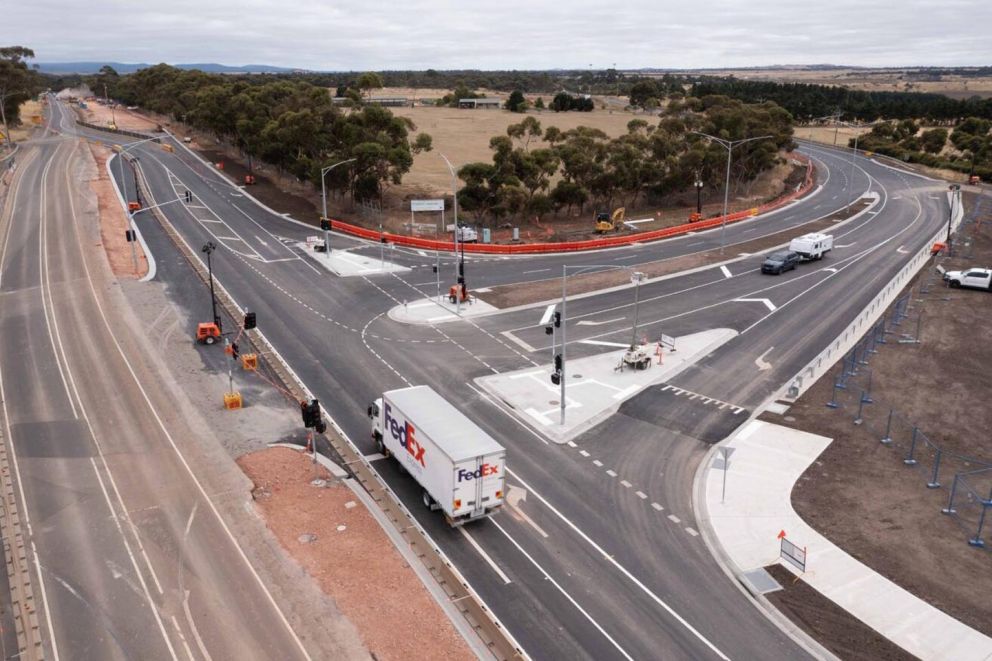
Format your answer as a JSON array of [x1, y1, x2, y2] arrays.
[[395, 105, 643, 193]]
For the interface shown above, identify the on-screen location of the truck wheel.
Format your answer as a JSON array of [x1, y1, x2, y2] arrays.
[[375, 434, 385, 455], [422, 490, 433, 509]]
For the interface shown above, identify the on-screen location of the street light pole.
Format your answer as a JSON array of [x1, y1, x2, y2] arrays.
[[201, 242, 220, 329], [117, 136, 163, 272], [947, 184, 961, 247], [320, 157, 356, 254], [690, 132, 773, 254], [694, 173, 704, 216], [440, 153, 463, 314]]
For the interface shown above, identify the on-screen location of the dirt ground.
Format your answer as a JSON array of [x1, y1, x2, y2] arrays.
[[85, 141, 148, 278], [237, 448, 472, 661], [477, 198, 868, 309], [763, 192, 992, 639], [78, 100, 160, 133], [763, 563, 913, 661]]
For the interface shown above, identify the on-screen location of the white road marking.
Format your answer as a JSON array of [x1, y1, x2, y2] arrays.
[[734, 297, 777, 311], [490, 520, 634, 660], [576, 316, 625, 326], [505, 486, 550, 539], [720, 265, 732, 279], [635, 491, 647, 500], [501, 330, 538, 353], [579, 340, 629, 348], [651, 502, 664, 511], [506, 469, 729, 659], [667, 514, 681, 524], [459, 528, 512, 584], [606, 469, 618, 477], [593, 460, 603, 467], [613, 255, 638, 261], [524, 268, 551, 274], [620, 480, 632, 488], [364, 452, 386, 461], [579, 450, 590, 457], [685, 528, 700, 537], [754, 347, 774, 372]]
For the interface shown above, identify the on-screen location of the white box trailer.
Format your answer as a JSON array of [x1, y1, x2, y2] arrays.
[[368, 386, 505, 526], [789, 232, 833, 261]]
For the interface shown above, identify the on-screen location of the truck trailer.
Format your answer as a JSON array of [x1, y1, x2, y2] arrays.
[[369, 386, 505, 526]]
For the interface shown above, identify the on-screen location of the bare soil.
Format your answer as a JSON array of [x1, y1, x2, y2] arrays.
[[476, 198, 870, 309], [9, 100, 43, 142], [237, 448, 472, 661], [761, 192, 992, 638], [763, 563, 915, 661], [86, 141, 148, 278], [78, 100, 160, 133]]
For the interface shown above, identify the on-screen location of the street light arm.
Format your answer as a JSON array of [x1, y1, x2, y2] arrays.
[[130, 197, 185, 217]]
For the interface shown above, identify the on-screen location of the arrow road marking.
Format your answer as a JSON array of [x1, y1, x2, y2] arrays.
[[734, 297, 777, 312], [506, 486, 549, 538], [897, 245, 909, 254], [755, 346, 774, 371], [822, 267, 838, 273]]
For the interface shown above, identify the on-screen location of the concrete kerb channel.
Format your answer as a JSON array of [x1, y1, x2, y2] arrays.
[[107, 152, 157, 283], [131, 160, 526, 661], [690, 190, 964, 660]]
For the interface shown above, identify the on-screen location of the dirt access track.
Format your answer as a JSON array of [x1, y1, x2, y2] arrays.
[[760, 190, 992, 651]]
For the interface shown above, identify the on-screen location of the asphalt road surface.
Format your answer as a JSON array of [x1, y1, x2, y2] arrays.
[[31, 97, 953, 660], [0, 109, 320, 659]]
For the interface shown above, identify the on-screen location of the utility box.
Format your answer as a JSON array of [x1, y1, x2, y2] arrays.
[[482, 228, 491, 243]]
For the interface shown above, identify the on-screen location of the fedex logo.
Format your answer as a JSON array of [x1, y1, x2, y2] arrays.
[[457, 463, 499, 482], [384, 404, 426, 467]]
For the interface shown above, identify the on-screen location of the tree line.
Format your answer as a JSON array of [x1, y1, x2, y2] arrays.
[[689, 78, 992, 122], [853, 117, 992, 180], [0, 46, 44, 145], [95, 64, 431, 202], [455, 95, 795, 225]]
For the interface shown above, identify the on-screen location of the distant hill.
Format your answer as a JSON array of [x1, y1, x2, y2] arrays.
[[36, 62, 303, 75]]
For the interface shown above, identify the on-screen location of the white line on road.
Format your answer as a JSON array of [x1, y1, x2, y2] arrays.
[[459, 528, 512, 584], [490, 519, 634, 660], [667, 514, 681, 523], [506, 468, 729, 660], [576, 317, 625, 326], [523, 268, 551, 274], [579, 340, 629, 348], [501, 330, 537, 353], [506, 486, 550, 539], [651, 502, 664, 511], [613, 255, 638, 261], [720, 265, 732, 279]]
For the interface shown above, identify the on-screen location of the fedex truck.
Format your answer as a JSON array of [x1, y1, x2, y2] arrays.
[[368, 386, 505, 526]]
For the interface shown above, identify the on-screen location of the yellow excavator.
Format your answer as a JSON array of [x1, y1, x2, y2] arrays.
[[594, 207, 626, 233]]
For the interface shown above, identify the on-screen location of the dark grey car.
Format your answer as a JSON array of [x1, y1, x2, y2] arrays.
[[762, 250, 799, 275]]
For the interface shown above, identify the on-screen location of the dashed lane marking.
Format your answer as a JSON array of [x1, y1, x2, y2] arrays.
[[660, 385, 745, 414]]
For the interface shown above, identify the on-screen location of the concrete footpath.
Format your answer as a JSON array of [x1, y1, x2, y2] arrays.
[[701, 419, 992, 660]]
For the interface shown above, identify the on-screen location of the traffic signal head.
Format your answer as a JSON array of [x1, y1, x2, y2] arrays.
[[300, 399, 321, 428], [320, 218, 331, 232], [314, 420, 326, 434], [243, 311, 256, 330], [545, 325, 553, 335], [553, 311, 561, 328], [231, 342, 239, 360], [551, 372, 561, 385], [554, 354, 562, 371]]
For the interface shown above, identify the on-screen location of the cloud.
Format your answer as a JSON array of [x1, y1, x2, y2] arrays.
[[9, 0, 992, 69]]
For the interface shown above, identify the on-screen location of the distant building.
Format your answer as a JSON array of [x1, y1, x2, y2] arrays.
[[458, 98, 501, 109], [368, 97, 409, 107]]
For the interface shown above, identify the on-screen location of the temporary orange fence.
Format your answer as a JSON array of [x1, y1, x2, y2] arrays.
[[330, 155, 816, 255]]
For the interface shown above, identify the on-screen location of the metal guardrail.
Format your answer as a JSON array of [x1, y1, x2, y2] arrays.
[[781, 192, 964, 402], [129, 156, 526, 660], [75, 120, 160, 142]]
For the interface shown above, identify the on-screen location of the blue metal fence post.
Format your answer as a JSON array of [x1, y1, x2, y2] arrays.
[[881, 409, 894, 445], [854, 390, 868, 425], [968, 490, 989, 548], [927, 449, 942, 488], [876, 319, 887, 345], [826, 377, 842, 409], [862, 370, 873, 403], [942, 474, 959, 514], [904, 427, 919, 465]]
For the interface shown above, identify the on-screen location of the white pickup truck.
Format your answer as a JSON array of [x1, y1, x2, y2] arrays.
[[943, 267, 992, 290]]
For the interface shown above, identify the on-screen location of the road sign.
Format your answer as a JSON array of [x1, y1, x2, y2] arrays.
[[718, 446, 735, 503], [411, 199, 444, 212], [539, 304, 557, 326], [306, 235, 320, 245]]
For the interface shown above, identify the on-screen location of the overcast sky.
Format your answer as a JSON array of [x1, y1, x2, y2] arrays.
[[10, 0, 992, 70]]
